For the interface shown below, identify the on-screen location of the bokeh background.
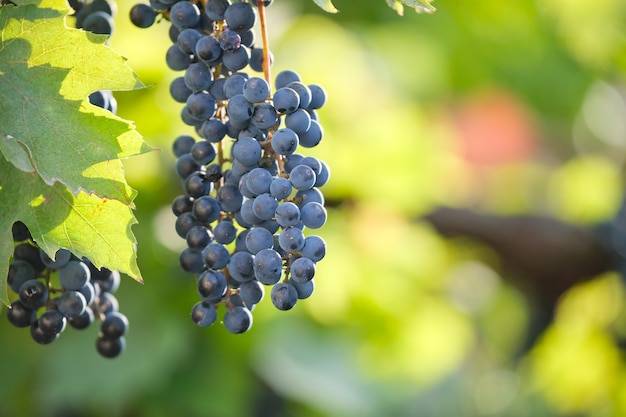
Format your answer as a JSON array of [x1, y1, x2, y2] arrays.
[[2, 0, 626, 416]]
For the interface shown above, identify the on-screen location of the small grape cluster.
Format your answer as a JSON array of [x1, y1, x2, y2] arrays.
[[129, 0, 329, 333], [5, 222, 129, 358], [70, 0, 116, 37]]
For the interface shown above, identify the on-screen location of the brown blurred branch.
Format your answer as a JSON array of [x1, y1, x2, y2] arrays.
[[422, 206, 615, 350]]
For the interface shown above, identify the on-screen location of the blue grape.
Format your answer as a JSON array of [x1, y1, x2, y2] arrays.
[[252, 193, 278, 220], [82, 11, 114, 36], [223, 74, 247, 98], [57, 290, 87, 318], [284, 153, 304, 173], [68, 306, 94, 329], [314, 160, 330, 187], [170, 77, 192, 103], [191, 302, 218, 327], [7, 260, 35, 293], [166, 44, 192, 71], [175, 212, 199, 238], [191, 140, 217, 165], [273, 87, 299, 114], [251, 103, 277, 129], [246, 167, 272, 195], [201, 118, 227, 143], [224, 1, 256, 32], [184, 62, 213, 92], [270, 128, 299, 155], [176, 153, 200, 179], [227, 251, 255, 283], [295, 187, 324, 207], [290, 257, 315, 283], [232, 137, 261, 166], [275, 202, 300, 227], [170, 1, 201, 29], [289, 164, 316, 191], [177, 28, 202, 54], [222, 47, 250, 71], [185, 225, 213, 250], [130, 3, 156, 28], [271, 282, 298, 311], [31, 321, 60, 344], [197, 270, 227, 302], [202, 243, 231, 270], [239, 173, 256, 198], [100, 312, 129, 338], [184, 171, 211, 198], [18, 279, 48, 309], [307, 84, 326, 109], [278, 226, 305, 253], [192, 195, 221, 224], [287, 81, 312, 109], [172, 195, 194, 216], [96, 335, 125, 358], [38, 309, 67, 336], [253, 248, 282, 285], [179, 248, 206, 273], [223, 306, 253, 333], [292, 279, 315, 299], [285, 109, 311, 133], [219, 29, 241, 51], [299, 119, 324, 148], [205, 0, 229, 20], [240, 29, 255, 48], [275, 70, 301, 90], [239, 280, 265, 306], [227, 94, 254, 122], [214, 219, 238, 244], [240, 198, 263, 226], [216, 183, 244, 212], [300, 235, 326, 262], [300, 202, 327, 229], [243, 77, 270, 103], [270, 177, 293, 200], [172, 135, 196, 158], [196, 35, 222, 63], [245, 227, 274, 254], [78, 282, 96, 306], [209, 77, 228, 100], [59, 261, 90, 290], [6, 300, 36, 328], [186, 92, 216, 121], [95, 292, 119, 316], [258, 218, 280, 234]]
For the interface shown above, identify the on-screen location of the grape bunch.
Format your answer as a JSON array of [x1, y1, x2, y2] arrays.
[[129, 0, 329, 333], [5, 222, 129, 358]]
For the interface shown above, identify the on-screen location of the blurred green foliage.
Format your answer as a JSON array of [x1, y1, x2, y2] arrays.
[[2, 0, 626, 416]]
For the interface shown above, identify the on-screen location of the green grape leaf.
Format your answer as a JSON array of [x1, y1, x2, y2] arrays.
[[0, 157, 143, 306], [0, 0, 152, 205], [312, 0, 338, 13], [386, 0, 436, 15]]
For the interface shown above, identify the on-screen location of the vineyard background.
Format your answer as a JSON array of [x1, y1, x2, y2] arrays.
[[2, 0, 626, 416]]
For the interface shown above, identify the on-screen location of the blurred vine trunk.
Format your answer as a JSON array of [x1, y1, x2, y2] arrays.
[[422, 206, 615, 352]]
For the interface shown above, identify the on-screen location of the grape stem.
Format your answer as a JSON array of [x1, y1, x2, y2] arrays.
[[257, 1, 272, 92]]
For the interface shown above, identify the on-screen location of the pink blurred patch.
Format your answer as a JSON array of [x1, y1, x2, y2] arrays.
[[452, 89, 537, 165]]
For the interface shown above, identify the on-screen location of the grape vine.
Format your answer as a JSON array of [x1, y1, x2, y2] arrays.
[[129, 0, 329, 333]]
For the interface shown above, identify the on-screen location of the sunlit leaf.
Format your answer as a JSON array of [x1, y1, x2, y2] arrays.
[[0, 0, 152, 204], [312, 0, 338, 13]]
